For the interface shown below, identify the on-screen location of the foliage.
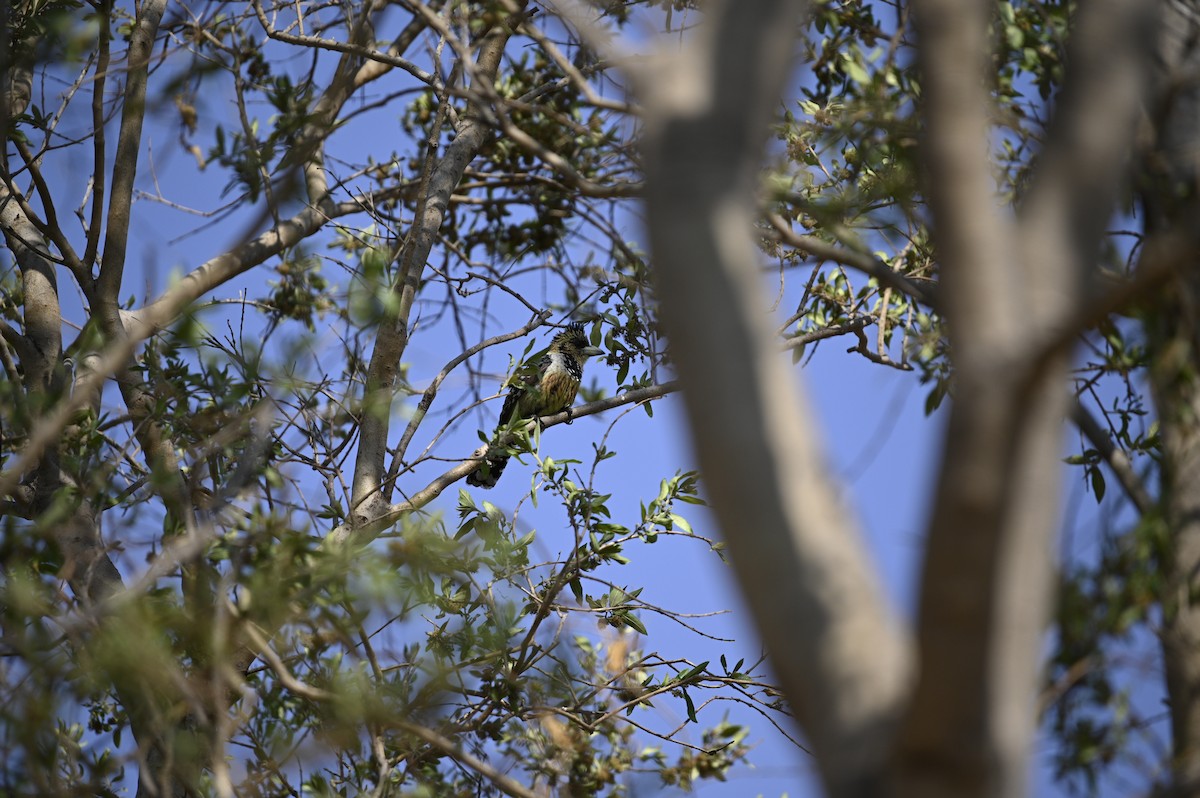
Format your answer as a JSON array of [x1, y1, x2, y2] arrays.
[[0, 0, 1184, 795], [0, 1, 780, 795]]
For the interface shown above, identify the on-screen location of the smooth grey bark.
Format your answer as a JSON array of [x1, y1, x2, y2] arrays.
[[0, 60, 126, 607], [96, 0, 166, 332], [642, 2, 912, 795], [99, 0, 198, 546]]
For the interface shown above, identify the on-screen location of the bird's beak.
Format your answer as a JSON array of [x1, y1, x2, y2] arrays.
[[581, 345, 604, 358]]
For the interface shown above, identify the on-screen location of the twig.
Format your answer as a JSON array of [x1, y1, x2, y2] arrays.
[[1071, 398, 1153, 514], [766, 213, 935, 306], [392, 719, 542, 798], [328, 381, 680, 547]]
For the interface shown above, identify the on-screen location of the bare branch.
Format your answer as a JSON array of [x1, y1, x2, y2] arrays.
[[385, 311, 552, 484], [251, 0, 438, 87], [242, 624, 335, 703], [129, 197, 338, 326], [82, 13, 112, 280], [96, 0, 166, 333]]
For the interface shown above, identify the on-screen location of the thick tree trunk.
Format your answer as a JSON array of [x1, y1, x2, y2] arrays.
[[1143, 2, 1200, 792], [1159, 371, 1200, 794]]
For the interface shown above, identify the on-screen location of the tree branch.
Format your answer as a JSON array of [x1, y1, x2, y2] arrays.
[[1071, 398, 1154, 515], [96, 0, 166, 334], [766, 213, 935, 306], [329, 381, 678, 547], [350, 4, 529, 524], [251, 0, 437, 87], [385, 311, 552, 484], [392, 720, 542, 798]]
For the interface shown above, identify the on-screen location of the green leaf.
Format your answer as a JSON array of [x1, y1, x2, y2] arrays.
[[454, 518, 476, 540], [668, 513, 692, 534], [622, 611, 647, 635], [682, 687, 697, 723], [1090, 467, 1106, 503], [924, 382, 946, 415]]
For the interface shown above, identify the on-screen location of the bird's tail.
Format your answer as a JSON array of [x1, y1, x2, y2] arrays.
[[466, 454, 510, 488]]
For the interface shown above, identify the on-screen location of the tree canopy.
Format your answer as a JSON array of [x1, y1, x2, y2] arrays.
[[1, 1, 1197, 797]]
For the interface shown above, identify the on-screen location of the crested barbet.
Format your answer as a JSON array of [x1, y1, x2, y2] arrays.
[[467, 323, 603, 488]]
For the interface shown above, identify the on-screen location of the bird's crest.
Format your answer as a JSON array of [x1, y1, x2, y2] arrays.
[[552, 322, 591, 353]]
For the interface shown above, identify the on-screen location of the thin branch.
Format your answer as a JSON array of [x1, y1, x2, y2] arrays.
[[514, 13, 636, 114], [413, 0, 638, 199], [780, 316, 874, 352], [329, 381, 678, 547], [392, 720, 542, 798], [242, 624, 335, 702], [1071, 398, 1154, 515], [82, 9, 111, 282], [12, 138, 86, 278], [766, 213, 934, 306], [251, 0, 438, 87], [96, 0, 167, 332], [386, 311, 552, 486], [129, 196, 338, 326]]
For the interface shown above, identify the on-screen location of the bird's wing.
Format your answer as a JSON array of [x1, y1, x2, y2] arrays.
[[497, 354, 548, 426]]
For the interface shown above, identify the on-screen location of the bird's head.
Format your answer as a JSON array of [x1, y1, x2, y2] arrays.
[[553, 322, 604, 362]]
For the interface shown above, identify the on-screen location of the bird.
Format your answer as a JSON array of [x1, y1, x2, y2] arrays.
[[467, 323, 604, 488]]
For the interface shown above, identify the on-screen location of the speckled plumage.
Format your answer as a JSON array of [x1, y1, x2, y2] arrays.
[[467, 324, 603, 488]]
